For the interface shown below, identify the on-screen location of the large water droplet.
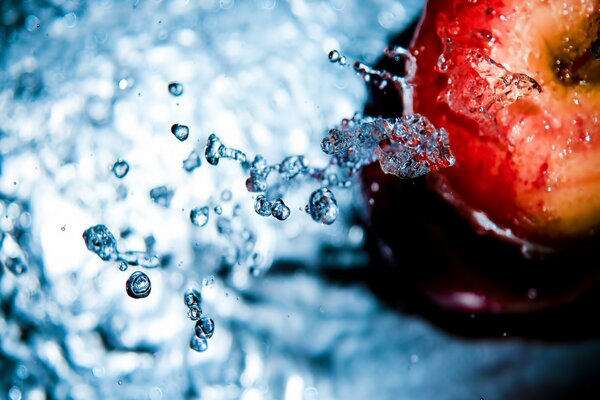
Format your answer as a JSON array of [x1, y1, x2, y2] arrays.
[[112, 159, 130, 179], [254, 194, 272, 217], [168, 82, 184, 96], [271, 198, 290, 221], [83, 224, 118, 261], [171, 124, 189, 141], [190, 206, 209, 227], [307, 188, 338, 225], [194, 316, 215, 339], [126, 271, 151, 299]]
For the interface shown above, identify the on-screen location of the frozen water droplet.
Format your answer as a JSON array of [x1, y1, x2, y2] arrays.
[[190, 336, 208, 352], [182, 150, 202, 172], [150, 186, 174, 207], [190, 207, 209, 227], [112, 159, 130, 178], [171, 124, 189, 141], [194, 316, 215, 339], [168, 82, 184, 96], [83, 224, 117, 261], [254, 194, 273, 217], [271, 198, 290, 221], [126, 271, 151, 299], [307, 188, 338, 225]]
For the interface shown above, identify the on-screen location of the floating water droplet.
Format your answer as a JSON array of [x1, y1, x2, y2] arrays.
[[328, 49, 341, 63], [254, 194, 273, 217], [149, 186, 174, 207], [112, 159, 130, 178], [194, 316, 215, 339], [125, 271, 151, 299], [118, 260, 128, 271], [184, 288, 202, 308], [271, 198, 290, 221], [168, 82, 184, 96], [190, 206, 209, 227], [190, 335, 208, 352], [182, 150, 202, 172], [307, 188, 338, 225], [171, 124, 189, 141], [214, 205, 223, 215], [83, 224, 118, 261]]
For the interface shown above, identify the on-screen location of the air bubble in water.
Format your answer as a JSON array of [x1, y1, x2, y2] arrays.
[[307, 188, 338, 225], [190, 206, 209, 227], [126, 271, 151, 299], [112, 159, 130, 178], [171, 124, 189, 141], [83, 224, 118, 261], [190, 336, 208, 352], [194, 316, 215, 339], [150, 186, 175, 207], [271, 198, 290, 221], [182, 150, 202, 172], [168, 82, 184, 96]]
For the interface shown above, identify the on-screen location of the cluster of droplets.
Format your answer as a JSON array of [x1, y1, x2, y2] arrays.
[[82, 50, 457, 347], [183, 288, 215, 352], [434, 12, 541, 127], [82, 224, 159, 298]]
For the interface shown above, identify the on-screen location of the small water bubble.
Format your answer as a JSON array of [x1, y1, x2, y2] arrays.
[[329, 50, 341, 62], [171, 124, 190, 141], [194, 316, 215, 339], [254, 194, 273, 217], [150, 186, 175, 207], [112, 159, 130, 178], [214, 205, 223, 215], [83, 224, 118, 261], [271, 198, 290, 221], [183, 150, 202, 172], [168, 82, 184, 96], [307, 188, 338, 225], [126, 271, 151, 299], [190, 336, 208, 352], [190, 206, 209, 227], [220, 190, 232, 202], [118, 261, 128, 271]]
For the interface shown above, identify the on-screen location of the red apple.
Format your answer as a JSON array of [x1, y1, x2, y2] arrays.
[[411, 0, 600, 248]]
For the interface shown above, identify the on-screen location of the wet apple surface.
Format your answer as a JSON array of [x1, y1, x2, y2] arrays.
[[361, 1, 600, 334]]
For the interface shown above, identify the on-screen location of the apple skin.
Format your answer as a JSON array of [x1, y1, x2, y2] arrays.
[[410, 0, 600, 248]]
